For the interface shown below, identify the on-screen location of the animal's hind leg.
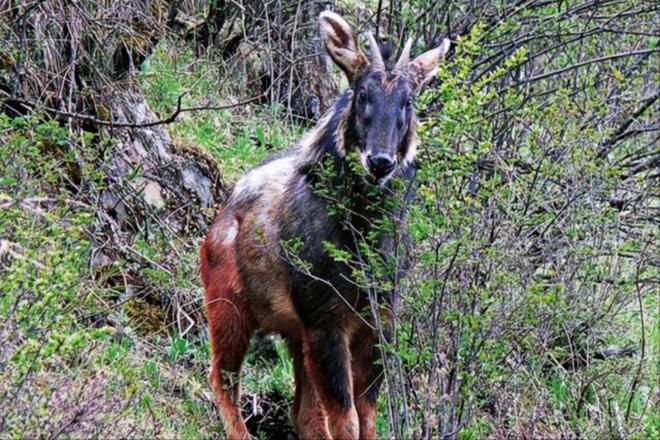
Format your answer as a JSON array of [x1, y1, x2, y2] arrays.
[[207, 284, 253, 439], [203, 243, 253, 439], [288, 339, 330, 439]]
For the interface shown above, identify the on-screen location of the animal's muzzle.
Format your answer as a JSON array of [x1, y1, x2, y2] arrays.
[[367, 153, 395, 179]]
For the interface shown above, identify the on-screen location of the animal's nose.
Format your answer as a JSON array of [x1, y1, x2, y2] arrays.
[[367, 154, 396, 178]]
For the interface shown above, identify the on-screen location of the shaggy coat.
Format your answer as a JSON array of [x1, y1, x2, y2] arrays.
[[201, 11, 449, 440]]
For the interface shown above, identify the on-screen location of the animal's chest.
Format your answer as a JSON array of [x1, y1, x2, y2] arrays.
[[277, 181, 382, 325], [279, 177, 374, 268]]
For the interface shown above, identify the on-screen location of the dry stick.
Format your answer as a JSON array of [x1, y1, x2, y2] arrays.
[[375, 0, 384, 40], [475, 0, 639, 82], [283, 251, 376, 331], [625, 241, 649, 422], [346, 225, 408, 438], [0, 239, 46, 270], [285, 1, 301, 123], [0, 89, 266, 128]]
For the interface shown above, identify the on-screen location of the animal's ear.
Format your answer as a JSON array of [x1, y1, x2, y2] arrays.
[[319, 11, 369, 83], [408, 38, 451, 89]]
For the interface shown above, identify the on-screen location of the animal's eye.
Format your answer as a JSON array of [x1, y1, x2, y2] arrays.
[[405, 98, 413, 109], [357, 90, 367, 104]]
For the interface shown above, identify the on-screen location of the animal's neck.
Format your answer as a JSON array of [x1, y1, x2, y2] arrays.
[[296, 89, 352, 163]]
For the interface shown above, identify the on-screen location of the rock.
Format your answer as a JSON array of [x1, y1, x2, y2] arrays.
[[182, 166, 213, 207], [143, 180, 166, 210]]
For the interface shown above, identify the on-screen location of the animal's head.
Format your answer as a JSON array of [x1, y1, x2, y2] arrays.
[[319, 11, 450, 184]]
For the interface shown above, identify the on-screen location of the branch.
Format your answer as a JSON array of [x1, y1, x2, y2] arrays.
[[0, 239, 46, 269], [520, 48, 659, 84], [598, 89, 660, 158], [0, 90, 266, 128]]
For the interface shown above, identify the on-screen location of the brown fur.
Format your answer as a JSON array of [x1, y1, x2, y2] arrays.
[[290, 339, 331, 439]]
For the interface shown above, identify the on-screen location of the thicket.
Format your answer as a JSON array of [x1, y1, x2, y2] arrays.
[[1, 0, 657, 439]]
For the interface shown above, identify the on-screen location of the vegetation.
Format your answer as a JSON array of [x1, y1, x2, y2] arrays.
[[1, 0, 657, 439]]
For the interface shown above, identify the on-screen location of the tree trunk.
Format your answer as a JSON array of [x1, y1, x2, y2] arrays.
[[98, 84, 224, 233]]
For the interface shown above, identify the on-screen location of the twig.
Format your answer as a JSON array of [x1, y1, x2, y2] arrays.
[[120, 245, 173, 276], [0, 239, 46, 269], [598, 89, 660, 158], [625, 242, 649, 422]]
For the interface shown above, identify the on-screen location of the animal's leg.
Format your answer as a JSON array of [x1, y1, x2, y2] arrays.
[[351, 330, 384, 440], [288, 339, 331, 439], [303, 328, 359, 440], [202, 243, 253, 440], [206, 283, 252, 439]]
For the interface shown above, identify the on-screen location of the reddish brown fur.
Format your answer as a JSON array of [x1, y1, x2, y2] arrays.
[[351, 329, 381, 439], [302, 330, 359, 439], [289, 340, 331, 439]]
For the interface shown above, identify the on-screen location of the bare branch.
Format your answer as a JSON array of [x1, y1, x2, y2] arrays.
[[0, 90, 267, 128]]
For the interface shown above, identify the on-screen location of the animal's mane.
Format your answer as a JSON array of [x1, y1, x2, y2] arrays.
[[295, 89, 353, 165]]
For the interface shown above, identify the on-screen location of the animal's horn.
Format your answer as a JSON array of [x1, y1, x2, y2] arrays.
[[367, 33, 385, 71], [395, 37, 413, 70]]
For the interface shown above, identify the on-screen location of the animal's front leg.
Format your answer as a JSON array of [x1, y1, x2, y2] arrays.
[[351, 329, 383, 440], [288, 339, 331, 439], [302, 328, 359, 440]]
